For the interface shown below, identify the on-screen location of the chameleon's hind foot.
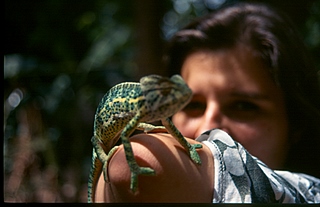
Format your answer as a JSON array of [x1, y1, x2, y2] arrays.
[[130, 166, 156, 193], [102, 146, 119, 183], [189, 143, 203, 165]]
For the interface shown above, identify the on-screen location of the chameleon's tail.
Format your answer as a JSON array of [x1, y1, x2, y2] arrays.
[[88, 150, 103, 203]]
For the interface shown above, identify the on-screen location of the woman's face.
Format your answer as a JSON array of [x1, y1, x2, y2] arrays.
[[172, 45, 289, 169]]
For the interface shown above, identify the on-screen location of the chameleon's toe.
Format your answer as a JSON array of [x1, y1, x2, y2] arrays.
[[130, 166, 156, 193], [189, 144, 202, 165]]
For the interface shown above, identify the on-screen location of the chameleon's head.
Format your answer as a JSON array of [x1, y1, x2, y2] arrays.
[[140, 74, 192, 120]]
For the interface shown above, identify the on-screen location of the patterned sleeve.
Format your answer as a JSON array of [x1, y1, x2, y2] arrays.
[[196, 129, 320, 203]]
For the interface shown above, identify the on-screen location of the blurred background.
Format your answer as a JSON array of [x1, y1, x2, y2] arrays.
[[4, 0, 320, 202]]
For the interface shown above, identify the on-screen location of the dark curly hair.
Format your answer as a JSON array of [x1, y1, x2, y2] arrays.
[[164, 3, 320, 177]]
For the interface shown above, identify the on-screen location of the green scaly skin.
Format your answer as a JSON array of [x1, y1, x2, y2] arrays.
[[87, 74, 202, 203]]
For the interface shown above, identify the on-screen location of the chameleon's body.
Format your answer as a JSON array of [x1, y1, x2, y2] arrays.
[[88, 74, 202, 203]]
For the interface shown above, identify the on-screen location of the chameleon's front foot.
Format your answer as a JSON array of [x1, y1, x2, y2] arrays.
[[189, 143, 203, 165], [130, 166, 156, 193]]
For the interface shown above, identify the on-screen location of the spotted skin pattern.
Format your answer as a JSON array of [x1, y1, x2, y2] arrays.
[[88, 75, 202, 202]]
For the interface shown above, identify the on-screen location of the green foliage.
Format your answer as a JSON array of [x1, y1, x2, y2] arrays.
[[304, 0, 320, 70]]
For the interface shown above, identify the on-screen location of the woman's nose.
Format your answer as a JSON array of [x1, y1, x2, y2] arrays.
[[195, 103, 223, 137]]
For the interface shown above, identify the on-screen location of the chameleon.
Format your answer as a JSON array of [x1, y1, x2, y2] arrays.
[[87, 74, 202, 203]]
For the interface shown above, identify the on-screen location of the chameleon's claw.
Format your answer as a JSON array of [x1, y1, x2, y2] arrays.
[[189, 143, 203, 165], [130, 166, 156, 193]]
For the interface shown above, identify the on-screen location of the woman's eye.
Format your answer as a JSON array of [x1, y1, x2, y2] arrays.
[[225, 101, 260, 120], [232, 101, 259, 111], [182, 101, 206, 117]]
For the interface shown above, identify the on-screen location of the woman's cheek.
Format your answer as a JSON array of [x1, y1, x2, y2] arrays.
[[228, 123, 254, 141]]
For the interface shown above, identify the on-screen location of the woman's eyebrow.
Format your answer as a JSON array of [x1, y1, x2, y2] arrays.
[[230, 91, 269, 100]]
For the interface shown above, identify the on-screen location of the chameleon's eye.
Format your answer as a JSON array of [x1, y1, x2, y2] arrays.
[[160, 88, 172, 96]]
